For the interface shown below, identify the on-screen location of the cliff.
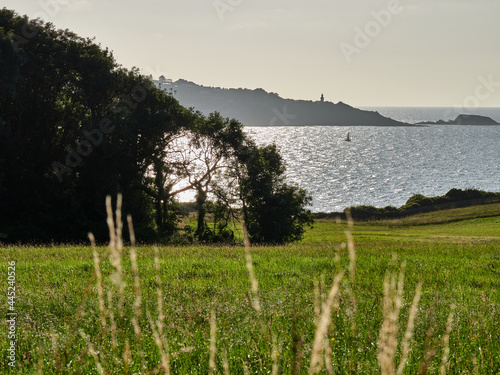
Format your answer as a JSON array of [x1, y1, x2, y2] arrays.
[[154, 79, 411, 126]]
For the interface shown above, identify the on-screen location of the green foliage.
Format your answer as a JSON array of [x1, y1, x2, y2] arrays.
[[342, 189, 500, 221], [239, 144, 314, 244], [400, 188, 500, 211], [346, 205, 399, 221], [445, 187, 498, 201], [0, 9, 313, 245]]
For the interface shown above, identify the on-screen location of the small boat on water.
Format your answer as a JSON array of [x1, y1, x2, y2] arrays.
[[345, 132, 351, 141]]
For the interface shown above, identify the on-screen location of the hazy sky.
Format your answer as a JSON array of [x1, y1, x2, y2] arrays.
[[4, 0, 500, 107]]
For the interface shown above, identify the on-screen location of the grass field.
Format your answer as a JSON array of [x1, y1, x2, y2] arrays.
[[1, 204, 499, 374]]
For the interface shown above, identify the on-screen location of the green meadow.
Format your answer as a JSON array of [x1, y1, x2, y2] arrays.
[[1, 204, 499, 374]]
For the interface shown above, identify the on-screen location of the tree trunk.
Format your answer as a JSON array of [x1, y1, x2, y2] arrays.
[[195, 186, 207, 239], [154, 162, 164, 230]]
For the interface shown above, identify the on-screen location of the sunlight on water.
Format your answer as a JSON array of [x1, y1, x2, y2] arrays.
[[246, 125, 500, 212]]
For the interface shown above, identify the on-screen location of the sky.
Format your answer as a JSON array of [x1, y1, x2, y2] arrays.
[[3, 0, 500, 107]]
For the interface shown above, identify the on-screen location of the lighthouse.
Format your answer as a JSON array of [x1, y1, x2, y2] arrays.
[[320, 93, 324, 103]]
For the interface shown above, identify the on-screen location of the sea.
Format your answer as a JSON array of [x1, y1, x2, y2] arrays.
[[245, 107, 500, 213]]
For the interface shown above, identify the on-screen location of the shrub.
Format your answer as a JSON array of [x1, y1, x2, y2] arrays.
[[345, 205, 399, 220]]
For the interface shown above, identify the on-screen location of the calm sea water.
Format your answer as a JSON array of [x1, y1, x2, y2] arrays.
[[246, 107, 500, 212]]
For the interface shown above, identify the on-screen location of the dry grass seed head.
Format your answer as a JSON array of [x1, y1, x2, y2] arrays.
[[222, 349, 230, 375], [154, 247, 165, 335], [440, 305, 455, 375], [106, 195, 125, 318], [106, 290, 118, 351], [89, 232, 107, 330], [208, 310, 217, 375], [309, 272, 344, 375], [271, 334, 279, 375], [147, 311, 170, 375], [378, 261, 406, 375], [79, 330, 104, 375], [324, 338, 334, 375], [242, 221, 262, 315], [396, 283, 422, 375], [123, 339, 131, 374]]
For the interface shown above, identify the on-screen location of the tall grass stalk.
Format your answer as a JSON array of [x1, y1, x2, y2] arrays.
[[208, 310, 217, 375], [106, 195, 125, 318], [106, 290, 118, 351], [271, 334, 279, 375], [128, 215, 146, 371], [377, 260, 425, 375], [242, 221, 262, 315], [242, 361, 251, 375], [440, 306, 455, 375], [154, 247, 165, 336], [122, 339, 131, 373], [345, 210, 356, 285], [222, 349, 230, 375], [147, 311, 170, 374], [114, 193, 123, 251], [378, 262, 405, 375], [153, 246, 171, 374], [342, 210, 358, 337], [345, 230, 356, 284], [396, 282, 422, 375], [89, 232, 107, 330], [324, 337, 334, 375], [79, 330, 104, 375], [309, 272, 344, 374]]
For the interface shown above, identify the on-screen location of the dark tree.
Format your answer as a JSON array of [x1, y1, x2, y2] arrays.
[[0, 9, 190, 242], [0, 9, 313, 244], [236, 143, 314, 244]]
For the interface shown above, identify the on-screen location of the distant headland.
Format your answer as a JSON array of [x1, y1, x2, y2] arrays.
[[152, 78, 412, 126], [416, 114, 500, 125]]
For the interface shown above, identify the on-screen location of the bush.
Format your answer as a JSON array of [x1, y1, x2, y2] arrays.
[[345, 205, 399, 221], [445, 188, 497, 201]]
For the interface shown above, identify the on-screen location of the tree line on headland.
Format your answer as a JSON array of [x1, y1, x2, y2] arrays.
[[0, 8, 313, 244], [316, 188, 500, 221]]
